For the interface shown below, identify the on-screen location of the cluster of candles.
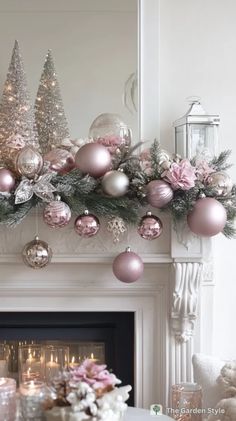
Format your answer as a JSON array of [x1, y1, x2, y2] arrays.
[[0, 343, 99, 420]]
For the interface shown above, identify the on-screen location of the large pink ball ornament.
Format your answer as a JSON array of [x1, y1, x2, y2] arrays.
[[112, 247, 144, 283], [187, 197, 227, 237], [44, 148, 75, 175], [75, 143, 111, 178], [0, 168, 15, 192], [146, 180, 173, 208]]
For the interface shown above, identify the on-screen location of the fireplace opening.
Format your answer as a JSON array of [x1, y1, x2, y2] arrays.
[[0, 312, 135, 405]]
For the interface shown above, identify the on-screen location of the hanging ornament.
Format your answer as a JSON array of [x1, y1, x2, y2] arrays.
[[43, 196, 71, 228], [138, 211, 163, 240], [0, 168, 15, 193], [102, 170, 129, 197], [89, 113, 131, 156], [107, 217, 127, 243], [112, 247, 144, 283], [74, 210, 100, 237], [206, 171, 233, 196], [15, 173, 56, 204], [75, 143, 111, 178], [22, 236, 52, 269], [146, 180, 173, 208], [16, 146, 43, 179], [187, 197, 227, 237], [44, 148, 75, 175]]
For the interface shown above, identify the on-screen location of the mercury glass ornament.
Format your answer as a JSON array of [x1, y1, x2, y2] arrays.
[[16, 146, 43, 179], [89, 113, 131, 156], [206, 171, 233, 196], [138, 212, 163, 240], [0, 168, 15, 193], [146, 180, 174, 208], [102, 170, 129, 197], [44, 148, 75, 175], [75, 143, 111, 178], [74, 210, 100, 238], [43, 197, 71, 228], [112, 247, 144, 283], [22, 236, 52, 269], [187, 197, 227, 237]]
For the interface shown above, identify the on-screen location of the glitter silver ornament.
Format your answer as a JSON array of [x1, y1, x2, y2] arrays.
[[107, 217, 127, 243], [35, 50, 70, 154], [206, 171, 233, 196], [16, 146, 43, 179], [22, 236, 52, 269], [102, 170, 129, 197]]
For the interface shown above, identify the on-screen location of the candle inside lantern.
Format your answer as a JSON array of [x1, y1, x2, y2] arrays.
[[20, 380, 46, 420], [89, 352, 98, 362], [0, 377, 16, 421], [45, 354, 60, 381], [0, 344, 9, 377], [69, 355, 80, 369]]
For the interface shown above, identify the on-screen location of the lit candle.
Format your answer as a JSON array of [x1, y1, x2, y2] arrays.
[[0, 360, 8, 377], [69, 356, 79, 369], [0, 378, 16, 420], [89, 353, 98, 363], [20, 380, 46, 419], [45, 354, 60, 381]]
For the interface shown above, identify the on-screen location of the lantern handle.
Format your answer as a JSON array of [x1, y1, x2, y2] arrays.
[[186, 95, 201, 105]]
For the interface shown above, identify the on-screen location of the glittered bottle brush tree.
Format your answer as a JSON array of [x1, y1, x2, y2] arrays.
[[0, 43, 235, 281]]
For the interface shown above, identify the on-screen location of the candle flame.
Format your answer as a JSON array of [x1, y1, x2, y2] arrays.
[[71, 356, 75, 364], [91, 353, 94, 359]]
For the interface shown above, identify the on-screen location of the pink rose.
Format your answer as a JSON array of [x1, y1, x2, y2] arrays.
[[163, 159, 197, 190], [71, 359, 121, 390], [195, 159, 215, 182]]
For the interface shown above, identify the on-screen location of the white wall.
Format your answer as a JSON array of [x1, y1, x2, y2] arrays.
[[160, 0, 236, 358]]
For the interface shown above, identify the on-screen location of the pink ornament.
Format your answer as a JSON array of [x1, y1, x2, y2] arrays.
[[43, 199, 71, 228], [75, 143, 111, 178], [74, 210, 100, 237], [44, 148, 75, 175], [138, 212, 163, 240], [163, 159, 197, 190], [146, 180, 173, 208], [112, 247, 144, 283], [187, 197, 227, 237], [0, 168, 15, 192]]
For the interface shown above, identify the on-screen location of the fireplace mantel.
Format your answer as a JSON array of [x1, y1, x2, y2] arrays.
[[0, 214, 214, 408]]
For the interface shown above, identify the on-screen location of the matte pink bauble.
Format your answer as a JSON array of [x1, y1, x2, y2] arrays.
[[138, 211, 163, 240], [112, 247, 144, 283], [43, 200, 71, 228], [44, 148, 75, 175], [0, 168, 15, 192], [146, 180, 173, 208], [75, 143, 111, 178], [187, 197, 227, 237], [74, 210, 100, 237]]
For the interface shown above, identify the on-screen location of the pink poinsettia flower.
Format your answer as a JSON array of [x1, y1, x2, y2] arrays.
[[195, 159, 215, 182], [71, 359, 121, 390], [163, 159, 197, 191]]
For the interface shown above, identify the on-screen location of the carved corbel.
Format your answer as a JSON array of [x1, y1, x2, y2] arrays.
[[171, 262, 203, 342]]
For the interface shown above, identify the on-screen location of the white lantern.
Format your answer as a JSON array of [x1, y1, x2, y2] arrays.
[[174, 99, 220, 159]]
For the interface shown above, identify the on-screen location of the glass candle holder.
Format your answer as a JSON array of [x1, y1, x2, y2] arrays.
[[19, 345, 45, 383], [20, 380, 46, 420], [0, 377, 16, 421], [44, 345, 69, 383], [171, 383, 202, 421], [0, 344, 10, 377]]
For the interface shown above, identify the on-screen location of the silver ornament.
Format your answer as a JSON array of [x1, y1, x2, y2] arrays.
[[22, 236, 52, 269], [15, 173, 56, 204], [16, 146, 43, 179], [102, 170, 129, 197], [107, 217, 127, 243], [207, 171, 233, 196]]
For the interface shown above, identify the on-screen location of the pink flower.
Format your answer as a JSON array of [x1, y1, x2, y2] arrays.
[[71, 359, 121, 391], [195, 159, 215, 182], [139, 148, 153, 175], [163, 159, 197, 190]]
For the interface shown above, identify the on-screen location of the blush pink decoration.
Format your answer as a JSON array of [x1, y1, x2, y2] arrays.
[[187, 197, 227, 237], [195, 159, 215, 182], [163, 159, 197, 190], [139, 148, 153, 175], [71, 359, 121, 390]]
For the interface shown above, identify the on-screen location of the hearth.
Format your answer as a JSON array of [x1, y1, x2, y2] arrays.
[[0, 312, 135, 405]]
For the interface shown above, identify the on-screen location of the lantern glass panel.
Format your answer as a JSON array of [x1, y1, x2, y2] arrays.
[[188, 123, 218, 159]]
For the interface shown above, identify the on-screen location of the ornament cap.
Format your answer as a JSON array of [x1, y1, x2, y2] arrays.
[[126, 246, 131, 253], [84, 209, 89, 215], [146, 211, 152, 216], [34, 235, 39, 241], [55, 194, 61, 201]]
